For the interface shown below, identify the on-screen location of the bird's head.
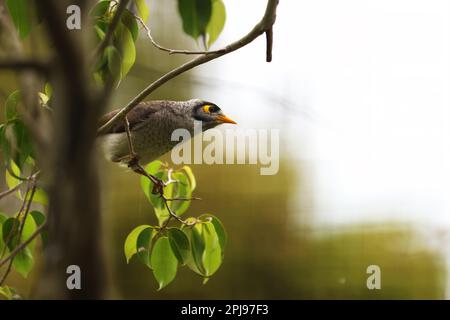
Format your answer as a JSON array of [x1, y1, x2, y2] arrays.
[[189, 99, 237, 130]]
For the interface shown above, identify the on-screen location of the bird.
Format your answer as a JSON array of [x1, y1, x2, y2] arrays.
[[98, 99, 237, 166]]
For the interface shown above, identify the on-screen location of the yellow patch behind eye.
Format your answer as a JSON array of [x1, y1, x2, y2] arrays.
[[203, 105, 211, 113]]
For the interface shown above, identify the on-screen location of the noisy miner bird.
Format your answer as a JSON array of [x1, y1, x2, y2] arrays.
[[98, 99, 237, 166]]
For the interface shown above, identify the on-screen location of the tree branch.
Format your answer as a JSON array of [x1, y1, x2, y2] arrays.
[[0, 175, 38, 285], [35, 0, 106, 299], [265, 27, 273, 62], [97, 0, 279, 135], [0, 182, 23, 200], [0, 171, 40, 201], [0, 59, 49, 74], [134, 14, 225, 55]]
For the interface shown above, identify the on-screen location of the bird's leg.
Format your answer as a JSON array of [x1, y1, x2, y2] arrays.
[[129, 162, 165, 195], [123, 116, 139, 165], [123, 116, 165, 195], [121, 116, 190, 226]]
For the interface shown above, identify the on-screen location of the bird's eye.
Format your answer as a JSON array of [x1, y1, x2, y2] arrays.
[[203, 105, 220, 113]]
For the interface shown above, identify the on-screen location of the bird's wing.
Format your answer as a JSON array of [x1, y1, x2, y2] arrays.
[[98, 102, 162, 135]]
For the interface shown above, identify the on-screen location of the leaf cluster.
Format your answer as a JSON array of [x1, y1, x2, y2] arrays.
[[124, 161, 227, 289]]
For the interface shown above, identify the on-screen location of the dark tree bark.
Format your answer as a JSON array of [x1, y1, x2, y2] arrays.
[[34, 0, 106, 299]]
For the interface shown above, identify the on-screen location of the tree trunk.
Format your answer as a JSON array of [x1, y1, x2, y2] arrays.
[[35, 0, 106, 299]]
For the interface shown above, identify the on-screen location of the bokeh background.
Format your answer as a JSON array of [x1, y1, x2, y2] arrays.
[[2, 0, 450, 299]]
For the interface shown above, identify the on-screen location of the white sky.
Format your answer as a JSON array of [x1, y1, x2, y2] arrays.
[[193, 0, 450, 229]]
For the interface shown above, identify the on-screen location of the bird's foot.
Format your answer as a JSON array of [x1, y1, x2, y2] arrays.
[[127, 157, 165, 195]]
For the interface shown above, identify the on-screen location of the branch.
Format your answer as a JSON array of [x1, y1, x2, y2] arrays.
[[122, 119, 189, 225], [0, 171, 40, 201], [0, 181, 33, 259], [265, 27, 273, 62], [0, 175, 39, 285], [134, 14, 225, 55], [92, 0, 130, 63], [97, 0, 279, 135], [0, 182, 23, 200], [0, 59, 49, 74]]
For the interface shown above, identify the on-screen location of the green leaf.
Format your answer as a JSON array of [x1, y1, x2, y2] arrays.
[[6, 0, 31, 38], [205, 0, 226, 47], [190, 224, 206, 275], [140, 160, 163, 200], [4, 90, 21, 121], [5, 161, 21, 192], [29, 188, 48, 206], [30, 210, 47, 247], [121, 9, 139, 41], [115, 23, 136, 78], [20, 213, 37, 252], [151, 237, 178, 290], [146, 171, 167, 213], [96, 19, 109, 33], [0, 124, 10, 162], [90, 0, 111, 17], [14, 121, 33, 168], [177, 0, 212, 39], [0, 285, 20, 300], [94, 25, 106, 41], [135, 0, 150, 22], [1, 214, 36, 278], [2, 215, 37, 250], [181, 227, 203, 275], [12, 247, 33, 278], [124, 225, 152, 263], [2, 217, 16, 245], [30, 210, 45, 226], [139, 162, 194, 226], [140, 162, 176, 226], [202, 221, 222, 276], [105, 46, 122, 80], [209, 215, 227, 255], [136, 227, 154, 268], [44, 83, 53, 99], [0, 213, 8, 253], [3, 121, 34, 169], [182, 165, 196, 191], [169, 171, 192, 216], [168, 228, 190, 265]]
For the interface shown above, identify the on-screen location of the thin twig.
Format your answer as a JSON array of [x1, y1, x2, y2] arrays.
[[134, 14, 225, 55], [156, 216, 172, 237], [17, 182, 37, 241], [0, 181, 33, 259], [0, 176, 38, 285], [265, 27, 273, 62], [97, 0, 279, 135], [161, 197, 185, 224], [0, 171, 40, 201], [0, 182, 24, 200], [121, 115, 188, 226], [165, 197, 202, 201], [0, 60, 49, 74], [122, 116, 162, 187]]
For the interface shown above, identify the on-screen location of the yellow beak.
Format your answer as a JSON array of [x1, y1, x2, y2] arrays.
[[216, 114, 237, 124]]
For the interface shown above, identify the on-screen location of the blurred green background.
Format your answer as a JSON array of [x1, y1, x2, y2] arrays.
[[1, 0, 450, 299]]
